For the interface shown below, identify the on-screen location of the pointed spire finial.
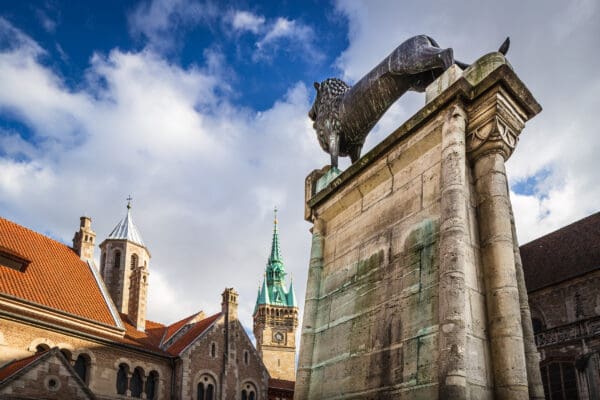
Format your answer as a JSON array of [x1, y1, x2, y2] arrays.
[[274, 206, 278, 225], [126, 195, 133, 210]]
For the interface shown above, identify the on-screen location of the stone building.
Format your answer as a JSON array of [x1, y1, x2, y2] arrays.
[[253, 210, 297, 399], [0, 203, 270, 399], [521, 212, 600, 400]]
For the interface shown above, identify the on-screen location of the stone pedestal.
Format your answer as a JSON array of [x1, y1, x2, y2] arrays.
[[295, 53, 543, 399]]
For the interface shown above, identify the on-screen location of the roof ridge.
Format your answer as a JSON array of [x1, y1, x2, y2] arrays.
[[166, 312, 222, 355]]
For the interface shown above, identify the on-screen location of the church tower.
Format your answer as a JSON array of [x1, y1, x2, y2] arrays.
[[72, 216, 96, 262], [99, 198, 150, 331], [253, 209, 298, 381]]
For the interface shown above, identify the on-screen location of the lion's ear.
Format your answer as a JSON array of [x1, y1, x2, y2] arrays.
[[313, 82, 320, 91]]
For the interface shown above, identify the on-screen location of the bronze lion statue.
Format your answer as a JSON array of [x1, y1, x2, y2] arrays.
[[309, 35, 509, 168]]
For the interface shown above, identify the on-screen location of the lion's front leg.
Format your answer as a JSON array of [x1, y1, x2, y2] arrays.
[[329, 132, 340, 169]]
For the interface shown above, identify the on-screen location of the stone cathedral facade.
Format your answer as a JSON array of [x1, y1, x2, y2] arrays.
[[0, 203, 272, 399]]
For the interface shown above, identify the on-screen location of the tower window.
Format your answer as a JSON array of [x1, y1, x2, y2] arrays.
[[244, 350, 249, 365], [114, 251, 121, 269], [210, 342, 216, 358], [131, 254, 138, 270]]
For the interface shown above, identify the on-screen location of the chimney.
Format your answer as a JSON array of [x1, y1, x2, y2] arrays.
[[72, 216, 96, 262], [221, 288, 238, 320]]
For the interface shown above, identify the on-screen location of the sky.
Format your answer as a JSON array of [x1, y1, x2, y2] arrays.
[[0, 0, 598, 337]]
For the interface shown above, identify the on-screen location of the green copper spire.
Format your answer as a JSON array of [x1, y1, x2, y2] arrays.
[[266, 207, 285, 286], [254, 207, 297, 310], [269, 206, 282, 264]]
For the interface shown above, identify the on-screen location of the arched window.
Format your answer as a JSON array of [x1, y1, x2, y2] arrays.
[[244, 350, 249, 365], [130, 367, 144, 398], [242, 382, 257, 400], [59, 348, 72, 362], [197, 375, 216, 400], [532, 318, 544, 335], [74, 354, 90, 384], [116, 364, 128, 395], [541, 362, 579, 400], [145, 370, 158, 400], [114, 251, 121, 269], [131, 254, 138, 270], [35, 344, 50, 353], [211, 342, 216, 358]]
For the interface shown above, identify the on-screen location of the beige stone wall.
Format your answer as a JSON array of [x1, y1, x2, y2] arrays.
[[297, 104, 492, 399], [0, 318, 171, 399]]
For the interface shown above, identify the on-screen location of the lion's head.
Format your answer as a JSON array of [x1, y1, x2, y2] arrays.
[[308, 78, 351, 154]]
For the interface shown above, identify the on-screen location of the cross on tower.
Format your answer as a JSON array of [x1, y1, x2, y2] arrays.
[[126, 195, 133, 209]]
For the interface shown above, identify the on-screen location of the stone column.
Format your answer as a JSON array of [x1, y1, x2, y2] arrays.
[[438, 103, 469, 399], [294, 218, 325, 400], [467, 85, 529, 400], [510, 206, 545, 399]]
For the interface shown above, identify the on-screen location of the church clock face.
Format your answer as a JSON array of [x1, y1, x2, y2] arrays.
[[273, 331, 284, 343]]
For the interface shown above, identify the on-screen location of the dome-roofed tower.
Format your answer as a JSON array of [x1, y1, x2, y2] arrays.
[[253, 208, 298, 381], [99, 197, 150, 331]]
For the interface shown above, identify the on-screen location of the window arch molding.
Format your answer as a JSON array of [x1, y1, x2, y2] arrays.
[[28, 338, 54, 353]]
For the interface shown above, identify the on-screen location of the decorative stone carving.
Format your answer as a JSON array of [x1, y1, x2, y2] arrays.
[[466, 86, 526, 162]]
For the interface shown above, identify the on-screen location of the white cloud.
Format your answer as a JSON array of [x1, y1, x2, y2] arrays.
[[333, 0, 600, 244], [0, 18, 321, 331], [128, 0, 218, 53], [254, 17, 320, 62], [230, 11, 265, 34]]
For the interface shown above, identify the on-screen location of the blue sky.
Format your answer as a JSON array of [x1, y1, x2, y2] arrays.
[[0, 0, 599, 330]]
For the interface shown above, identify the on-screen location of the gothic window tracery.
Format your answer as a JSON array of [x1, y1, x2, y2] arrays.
[[540, 361, 579, 400], [197, 375, 216, 400], [241, 382, 257, 400]]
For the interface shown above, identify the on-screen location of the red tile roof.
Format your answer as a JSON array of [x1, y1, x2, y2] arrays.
[[0, 351, 44, 382], [269, 378, 295, 391], [117, 314, 168, 352], [167, 313, 221, 355], [163, 312, 200, 344], [0, 217, 117, 327], [521, 212, 600, 292]]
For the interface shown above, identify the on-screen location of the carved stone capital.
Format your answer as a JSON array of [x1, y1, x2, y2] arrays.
[[466, 86, 527, 162]]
